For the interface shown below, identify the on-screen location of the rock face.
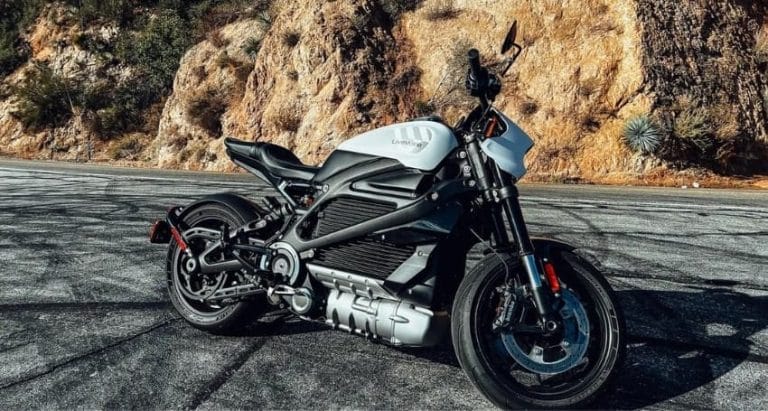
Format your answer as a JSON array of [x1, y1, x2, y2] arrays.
[[637, 0, 768, 172], [156, 20, 264, 171], [157, 0, 419, 170], [2, 0, 767, 182], [638, 0, 767, 139], [401, 0, 649, 179], [0, 5, 141, 162], [159, 0, 649, 180]]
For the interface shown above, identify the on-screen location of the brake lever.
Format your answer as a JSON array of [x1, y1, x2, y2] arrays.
[[500, 45, 523, 77]]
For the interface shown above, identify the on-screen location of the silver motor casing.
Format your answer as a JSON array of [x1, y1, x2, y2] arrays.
[[325, 289, 447, 347], [307, 264, 448, 347]]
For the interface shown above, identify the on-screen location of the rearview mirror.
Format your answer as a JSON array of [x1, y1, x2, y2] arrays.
[[501, 21, 518, 54]]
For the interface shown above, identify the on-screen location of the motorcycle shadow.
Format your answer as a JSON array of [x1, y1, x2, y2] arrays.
[[232, 285, 765, 409], [596, 285, 765, 408], [400, 285, 767, 409]]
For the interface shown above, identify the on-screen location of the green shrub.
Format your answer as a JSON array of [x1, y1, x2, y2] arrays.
[[379, 0, 423, 19], [116, 9, 190, 95], [0, 0, 44, 77], [189, 0, 273, 39], [0, 33, 22, 77], [68, 0, 134, 27], [97, 78, 157, 137], [242, 37, 261, 60], [12, 63, 80, 130], [71, 31, 114, 53], [623, 115, 661, 154]]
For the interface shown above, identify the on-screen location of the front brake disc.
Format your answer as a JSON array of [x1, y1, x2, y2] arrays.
[[500, 288, 590, 375]]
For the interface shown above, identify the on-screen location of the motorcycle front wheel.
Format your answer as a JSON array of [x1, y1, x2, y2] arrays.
[[451, 251, 625, 409]]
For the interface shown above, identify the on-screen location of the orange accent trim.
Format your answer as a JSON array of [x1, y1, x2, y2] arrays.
[[485, 116, 499, 137]]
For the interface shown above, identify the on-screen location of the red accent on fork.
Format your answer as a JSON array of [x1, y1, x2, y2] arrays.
[[543, 261, 561, 293]]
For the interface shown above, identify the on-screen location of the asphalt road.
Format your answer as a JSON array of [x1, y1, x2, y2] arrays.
[[0, 158, 766, 410]]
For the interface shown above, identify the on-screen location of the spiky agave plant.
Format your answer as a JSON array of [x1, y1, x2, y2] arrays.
[[623, 115, 661, 154]]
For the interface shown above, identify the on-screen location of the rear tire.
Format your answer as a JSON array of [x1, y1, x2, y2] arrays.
[[166, 202, 268, 335], [451, 251, 625, 409]]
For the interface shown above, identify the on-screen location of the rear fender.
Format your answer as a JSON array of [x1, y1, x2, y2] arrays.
[[164, 193, 269, 274], [177, 193, 266, 224]]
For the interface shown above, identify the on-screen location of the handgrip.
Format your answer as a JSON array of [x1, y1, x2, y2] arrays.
[[467, 48, 482, 79]]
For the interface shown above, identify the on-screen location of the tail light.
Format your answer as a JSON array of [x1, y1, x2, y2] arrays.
[[149, 220, 171, 244]]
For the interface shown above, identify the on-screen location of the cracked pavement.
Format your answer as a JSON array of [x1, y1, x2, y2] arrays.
[[0, 158, 766, 409]]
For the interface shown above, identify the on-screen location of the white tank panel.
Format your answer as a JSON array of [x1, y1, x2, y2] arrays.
[[337, 121, 457, 171]]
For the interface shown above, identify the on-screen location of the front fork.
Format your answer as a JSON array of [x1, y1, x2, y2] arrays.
[[464, 133, 559, 326]]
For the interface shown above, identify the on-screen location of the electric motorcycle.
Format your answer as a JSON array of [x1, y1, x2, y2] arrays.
[[149, 22, 625, 409]]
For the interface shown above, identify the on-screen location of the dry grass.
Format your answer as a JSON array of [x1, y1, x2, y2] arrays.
[[424, 0, 459, 21], [208, 29, 229, 48], [282, 31, 300, 48], [673, 107, 712, 151], [755, 28, 768, 67], [428, 37, 474, 119], [188, 88, 227, 136], [518, 99, 539, 117], [107, 136, 141, 160], [215, 51, 244, 70], [273, 106, 302, 132], [414, 99, 436, 116], [708, 103, 741, 141], [578, 77, 602, 97]]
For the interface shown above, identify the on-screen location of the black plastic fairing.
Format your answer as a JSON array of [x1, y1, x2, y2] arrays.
[[312, 150, 380, 182], [352, 169, 433, 199]]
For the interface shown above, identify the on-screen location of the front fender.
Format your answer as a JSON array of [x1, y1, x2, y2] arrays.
[[531, 237, 576, 260], [531, 237, 607, 283]]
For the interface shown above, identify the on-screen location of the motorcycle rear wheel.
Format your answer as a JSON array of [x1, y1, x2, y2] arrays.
[[451, 251, 625, 409], [166, 202, 267, 334]]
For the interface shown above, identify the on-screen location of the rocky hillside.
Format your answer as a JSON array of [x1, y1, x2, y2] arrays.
[[0, 0, 766, 184]]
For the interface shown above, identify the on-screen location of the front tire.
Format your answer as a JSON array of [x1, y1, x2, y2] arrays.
[[451, 251, 625, 409], [166, 202, 267, 334]]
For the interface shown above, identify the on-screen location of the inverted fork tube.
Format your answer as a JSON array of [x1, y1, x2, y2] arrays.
[[490, 165, 555, 319]]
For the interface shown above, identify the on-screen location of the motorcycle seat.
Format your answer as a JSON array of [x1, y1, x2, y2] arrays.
[[224, 137, 319, 183]]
